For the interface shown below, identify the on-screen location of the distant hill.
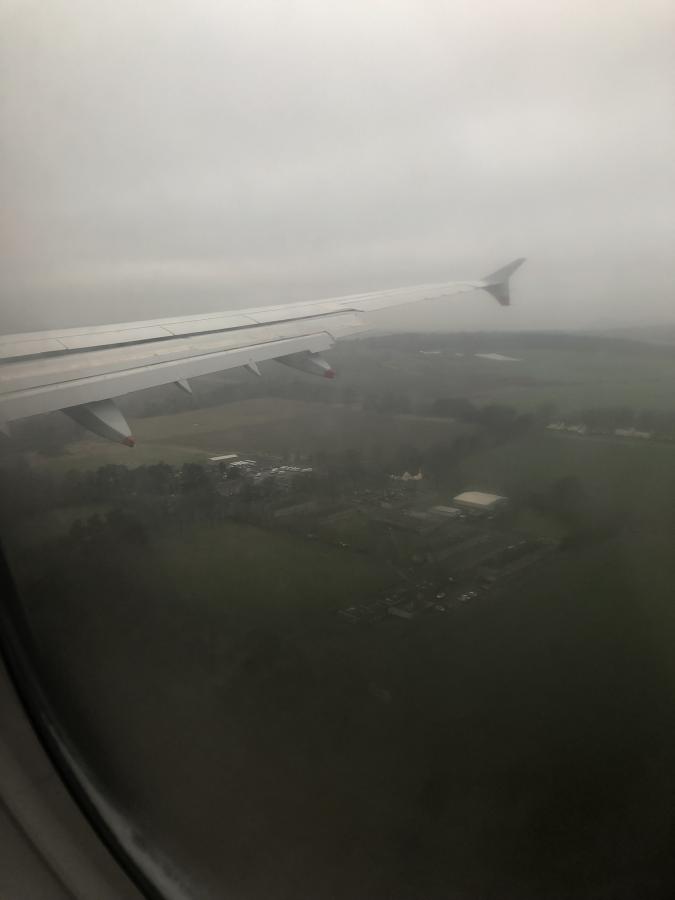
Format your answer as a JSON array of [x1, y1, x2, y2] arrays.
[[364, 330, 675, 357], [589, 324, 675, 346]]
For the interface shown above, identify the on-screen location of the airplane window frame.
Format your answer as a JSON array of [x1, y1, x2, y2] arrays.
[[0, 540, 166, 900]]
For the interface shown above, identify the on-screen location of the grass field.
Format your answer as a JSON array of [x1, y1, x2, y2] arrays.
[[332, 338, 675, 414], [465, 347, 675, 412], [135, 400, 472, 456], [21, 517, 675, 899], [28, 397, 473, 475], [22, 437, 208, 474]]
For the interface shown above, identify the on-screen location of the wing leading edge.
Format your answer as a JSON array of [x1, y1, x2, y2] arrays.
[[0, 258, 524, 443]]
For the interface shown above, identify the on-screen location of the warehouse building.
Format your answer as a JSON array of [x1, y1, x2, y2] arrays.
[[452, 491, 507, 514]]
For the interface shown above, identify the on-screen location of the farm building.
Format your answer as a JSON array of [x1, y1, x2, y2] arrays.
[[452, 491, 507, 514]]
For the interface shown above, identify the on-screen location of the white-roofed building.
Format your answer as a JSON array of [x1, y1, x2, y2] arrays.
[[452, 491, 507, 513]]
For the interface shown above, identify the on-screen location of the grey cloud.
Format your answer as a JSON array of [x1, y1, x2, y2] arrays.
[[1, 0, 674, 333]]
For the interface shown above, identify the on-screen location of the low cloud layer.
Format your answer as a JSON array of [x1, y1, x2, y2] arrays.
[[2, 0, 674, 333]]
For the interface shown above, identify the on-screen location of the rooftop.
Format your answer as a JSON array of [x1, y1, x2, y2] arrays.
[[453, 491, 506, 509]]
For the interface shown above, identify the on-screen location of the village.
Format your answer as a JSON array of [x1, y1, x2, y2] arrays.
[[207, 450, 556, 625]]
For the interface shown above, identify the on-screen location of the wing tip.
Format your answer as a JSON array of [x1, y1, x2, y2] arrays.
[[481, 257, 526, 306]]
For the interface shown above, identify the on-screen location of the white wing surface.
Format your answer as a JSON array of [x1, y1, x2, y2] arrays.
[[0, 258, 524, 443]]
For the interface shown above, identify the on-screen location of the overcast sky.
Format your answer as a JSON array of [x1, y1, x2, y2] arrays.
[[1, 0, 674, 334]]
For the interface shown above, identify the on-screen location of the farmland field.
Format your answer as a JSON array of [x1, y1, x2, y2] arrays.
[[458, 429, 675, 513], [18, 520, 675, 899], [27, 397, 474, 474], [331, 334, 675, 413]]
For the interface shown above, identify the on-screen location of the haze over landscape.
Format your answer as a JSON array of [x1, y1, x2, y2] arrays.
[[1, 0, 674, 334], [3, 4, 675, 899]]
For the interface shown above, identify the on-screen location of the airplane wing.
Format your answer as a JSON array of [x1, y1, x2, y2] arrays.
[[0, 258, 525, 444]]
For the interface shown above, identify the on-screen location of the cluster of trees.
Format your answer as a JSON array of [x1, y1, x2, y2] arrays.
[[431, 397, 536, 437], [0, 461, 227, 535], [63, 462, 178, 502], [68, 507, 150, 550], [529, 475, 632, 547], [0, 460, 59, 521], [304, 426, 517, 492], [56, 465, 225, 560]]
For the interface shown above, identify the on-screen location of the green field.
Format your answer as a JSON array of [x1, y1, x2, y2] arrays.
[[20, 516, 675, 899], [26, 397, 473, 475], [21, 436, 207, 474], [332, 337, 675, 414]]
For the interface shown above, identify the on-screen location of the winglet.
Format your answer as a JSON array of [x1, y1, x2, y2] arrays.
[[480, 257, 526, 306]]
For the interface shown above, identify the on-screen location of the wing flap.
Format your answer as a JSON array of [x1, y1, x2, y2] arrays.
[[1, 313, 361, 392], [59, 325, 174, 351], [0, 337, 69, 359], [0, 312, 367, 422], [0, 332, 337, 422], [162, 314, 257, 336]]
